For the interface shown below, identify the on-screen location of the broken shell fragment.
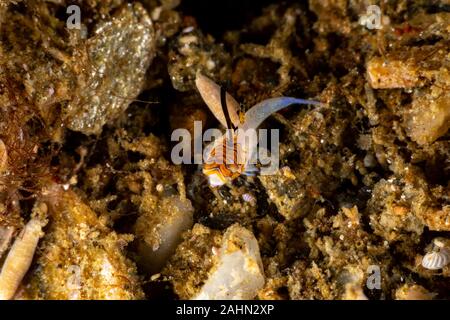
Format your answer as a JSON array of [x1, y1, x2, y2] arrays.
[[0, 217, 46, 300], [193, 224, 265, 300]]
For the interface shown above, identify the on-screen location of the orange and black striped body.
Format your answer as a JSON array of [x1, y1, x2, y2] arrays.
[[202, 135, 246, 186]]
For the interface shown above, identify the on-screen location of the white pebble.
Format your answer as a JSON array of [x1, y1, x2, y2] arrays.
[[182, 26, 194, 33], [363, 153, 376, 168], [206, 59, 216, 70], [193, 225, 265, 300]]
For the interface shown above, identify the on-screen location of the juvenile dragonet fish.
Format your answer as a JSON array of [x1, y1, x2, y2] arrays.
[[195, 72, 323, 187]]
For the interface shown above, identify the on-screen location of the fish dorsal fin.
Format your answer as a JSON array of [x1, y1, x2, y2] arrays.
[[240, 97, 323, 131], [195, 72, 240, 129], [238, 97, 323, 165]]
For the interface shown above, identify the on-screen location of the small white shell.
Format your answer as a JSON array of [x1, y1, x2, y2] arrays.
[[421, 249, 450, 270], [0, 217, 46, 300], [242, 193, 256, 204], [0, 139, 7, 174]]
